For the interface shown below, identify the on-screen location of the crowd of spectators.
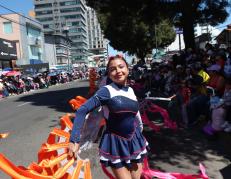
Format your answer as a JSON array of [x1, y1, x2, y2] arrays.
[[0, 69, 88, 99], [131, 43, 231, 134], [1, 44, 231, 135]]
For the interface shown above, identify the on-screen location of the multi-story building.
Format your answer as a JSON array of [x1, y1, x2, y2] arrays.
[[0, 13, 46, 66], [44, 34, 71, 68], [86, 7, 107, 55], [86, 7, 108, 67], [34, 0, 88, 63]]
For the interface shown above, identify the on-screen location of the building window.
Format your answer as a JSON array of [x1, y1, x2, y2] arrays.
[[3, 22, 13, 34], [43, 24, 49, 29], [27, 25, 41, 37], [60, 7, 81, 13], [36, 10, 52, 15], [35, 3, 52, 9], [60, 1, 80, 6], [30, 46, 39, 56], [36, 17, 53, 22]]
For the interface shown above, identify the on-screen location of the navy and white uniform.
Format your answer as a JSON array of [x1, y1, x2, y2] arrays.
[[70, 82, 148, 168]]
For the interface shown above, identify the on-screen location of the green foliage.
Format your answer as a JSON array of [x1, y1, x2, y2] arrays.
[[162, 0, 230, 48], [86, 0, 176, 60], [156, 19, 176, 48], [86, 0, 230, 52]]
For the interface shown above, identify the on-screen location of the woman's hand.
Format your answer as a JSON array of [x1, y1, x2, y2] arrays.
[[68, 142, 80, 159]]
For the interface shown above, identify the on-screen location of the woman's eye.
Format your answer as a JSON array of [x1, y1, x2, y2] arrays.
[[109, 68, 115, 72]]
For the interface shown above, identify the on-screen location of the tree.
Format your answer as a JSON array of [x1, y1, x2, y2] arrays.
[[86, 0, 176, 61], [87, 0, 230, 50], [165, 0, 230, 49]]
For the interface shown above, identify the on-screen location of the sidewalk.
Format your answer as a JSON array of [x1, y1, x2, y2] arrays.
[[143, 125, 231, 179]]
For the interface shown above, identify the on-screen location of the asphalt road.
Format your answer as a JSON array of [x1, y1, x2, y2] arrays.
[[0, 80, 230, 179], [0, 80, 105, 179]]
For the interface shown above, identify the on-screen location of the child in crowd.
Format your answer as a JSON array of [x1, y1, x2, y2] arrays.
[[203, 78, 231, 135]]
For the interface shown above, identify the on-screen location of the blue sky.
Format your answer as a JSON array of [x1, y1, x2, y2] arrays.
[[0, 0, 230, 63]]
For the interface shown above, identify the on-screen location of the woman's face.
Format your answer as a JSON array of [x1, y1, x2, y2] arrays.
[[108, 58, 129, 85]]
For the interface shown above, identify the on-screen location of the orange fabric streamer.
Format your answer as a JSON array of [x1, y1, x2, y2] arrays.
[[69, 96, 87, 111], [0, 113, 92, 179], [0, 133, 9, 139]]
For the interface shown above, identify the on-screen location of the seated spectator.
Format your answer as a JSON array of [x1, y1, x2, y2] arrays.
[[191, 62, 210, 84], [221, 78, 231, 132], [186, 75, 210, 126], [207, 64, 225, 97], [0, 79, 4, 98], [215, 55, 225, 69]]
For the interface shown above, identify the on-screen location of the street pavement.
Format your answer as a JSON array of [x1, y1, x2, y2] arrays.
[[0, 80, 230, 179]]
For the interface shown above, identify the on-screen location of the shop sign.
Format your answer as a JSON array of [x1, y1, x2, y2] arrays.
[[0, 38, 17, 60]]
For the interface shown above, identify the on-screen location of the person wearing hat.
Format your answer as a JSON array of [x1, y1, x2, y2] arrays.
[[207, 64, 225, 97]]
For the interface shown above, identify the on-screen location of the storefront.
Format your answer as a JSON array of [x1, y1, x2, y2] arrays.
[[0, 38, 17, 70]]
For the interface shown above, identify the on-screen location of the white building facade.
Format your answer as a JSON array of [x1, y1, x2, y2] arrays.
[[86, 7, 108, 67]]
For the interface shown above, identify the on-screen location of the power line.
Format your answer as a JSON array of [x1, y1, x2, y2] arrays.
[[0, 3, 56, 32], [0, 15, 26, 27], [0, 4, 42, 25], [0, 15, 40, 35], [0, 15, 49, 34]]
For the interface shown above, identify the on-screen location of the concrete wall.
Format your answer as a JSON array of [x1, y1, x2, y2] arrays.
[[44, 43, 56, 66]]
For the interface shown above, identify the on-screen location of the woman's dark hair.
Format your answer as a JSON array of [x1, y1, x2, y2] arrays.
[[106, 54, 128, 75]]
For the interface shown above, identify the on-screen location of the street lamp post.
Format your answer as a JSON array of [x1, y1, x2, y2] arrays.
[[63, 26, 70, 72]]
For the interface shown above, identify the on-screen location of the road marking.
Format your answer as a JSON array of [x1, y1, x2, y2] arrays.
[[17, 102, 31, 107]]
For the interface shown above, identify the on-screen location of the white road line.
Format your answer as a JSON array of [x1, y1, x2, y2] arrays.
[[17, 102, 31, 107]]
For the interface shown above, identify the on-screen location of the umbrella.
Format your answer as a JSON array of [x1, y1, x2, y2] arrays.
[[3, 67, 12, 71], [0, 71, 8, 75], [5, 71, 21, 77], [48, 72, 57, 76]]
